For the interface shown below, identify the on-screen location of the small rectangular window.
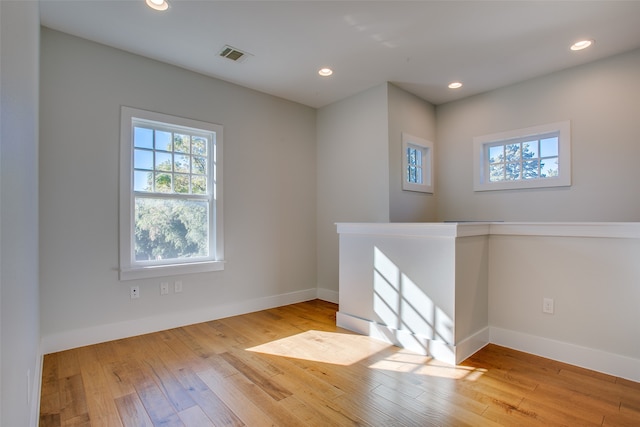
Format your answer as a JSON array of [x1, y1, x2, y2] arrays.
[[120, 107, 224, 280], [402, 133, 434, 193], [473, 121, 570, 191]]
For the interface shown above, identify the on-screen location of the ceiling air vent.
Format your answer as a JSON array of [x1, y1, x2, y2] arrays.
[[218, 45, 251, 63]]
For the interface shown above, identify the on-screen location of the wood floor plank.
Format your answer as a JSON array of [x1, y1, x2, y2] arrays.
[[603, 410, 640, 427], [197, 365, 307, 426], [516, 396, 603, 427], [129, 359, 185, 427], [196, 368, 277, 427], [219, 351, 292, 401], [170, 325, 222, 363], [372, 382, 486, 427], [203, 319, 251, 347], [277, 395, 352, 427], [57, 348, 81, 379], [159, 328, 215, 373], [114, 393, 154, 427], [100, 360, 138, 400], [247, 356, 362, 426], [177, 405, 216, 427], [523, 381, 615, 424], [40, 300, 640, 427], [40, 353, 62, 420], [58, 373, 89, 425], [39, 412, 61, 427], [174, 367, 244, 427], [250, 350, 345, 402], [141, 355, 197, 413], [76, 345, 125, 427]]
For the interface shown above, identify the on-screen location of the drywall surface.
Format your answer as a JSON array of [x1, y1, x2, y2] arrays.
[[1, 2, 41, 426], [387, 83, 437, 222], [336, 222, 491, 365], [489, 232, 640, 379], [436, 48, 640, 222], [39, 29, 317, 349], [316, 83, 390, 294], [454, 235, 489, 343]]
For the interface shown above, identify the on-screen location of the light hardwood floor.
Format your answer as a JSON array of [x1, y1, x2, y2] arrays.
[[39, 300, 640, 426]]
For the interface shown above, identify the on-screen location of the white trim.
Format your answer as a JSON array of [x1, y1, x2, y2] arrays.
[[454, 327, 490, 363], [336, 311, 640, 381], [119, 260, 225, 281], [316, 287, 339, 304], [337, 311, 457, 364], [490, 327, 640, 383], [29, 351, 44, 427], [474, 121, 571, 191], [401, 133, 434, 194], [41, 288, 318, 354], [119, 106, 224, 280], [336, 222, 491, 238], [337, 221, 640, 240], [490, 222, 640, 239], [337, 311, 489, 365]]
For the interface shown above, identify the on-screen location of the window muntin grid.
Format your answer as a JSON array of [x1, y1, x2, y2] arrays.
[[487, 132, 559, 183], [406, 146, 424, 184], [132, 120, 211, 196]]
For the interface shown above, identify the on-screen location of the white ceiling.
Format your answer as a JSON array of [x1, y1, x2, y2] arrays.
[[39, 0, 640, 108]]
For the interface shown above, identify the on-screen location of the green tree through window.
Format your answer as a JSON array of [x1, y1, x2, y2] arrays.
[[133, 125, 211, 260], [120, 106, 224, 280]]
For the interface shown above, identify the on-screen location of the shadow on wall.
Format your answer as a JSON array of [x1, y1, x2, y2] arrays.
[[373, 247, 453, 360]]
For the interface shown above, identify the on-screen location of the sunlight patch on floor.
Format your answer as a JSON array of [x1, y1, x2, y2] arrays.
[[246, 330, 395, 365], [246, 329, 487, 382], [368, 350, 487, 380]]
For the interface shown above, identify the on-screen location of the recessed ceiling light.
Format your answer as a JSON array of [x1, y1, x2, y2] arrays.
[[570, 39, 594, 51], [146, 0, 169, 11], [448, 81, 463, 89], [318, 68, 333, 77]]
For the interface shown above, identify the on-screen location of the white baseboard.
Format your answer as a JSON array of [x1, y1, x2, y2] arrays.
[[490, 326, 640, 383], [455, 327, 490, 363], [316, 287, 339, 304], [337, 311, 457, 365], [41, 288, 318, 354], [40, 289, 640, 385], [29, 351, 43, 427]]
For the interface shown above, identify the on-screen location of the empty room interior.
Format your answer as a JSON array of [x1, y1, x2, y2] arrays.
[[2, 1, 640, 426]]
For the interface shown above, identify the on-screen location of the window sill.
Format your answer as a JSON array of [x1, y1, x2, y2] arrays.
[[473, 176, 571, 192], [119, 260, 225, 281]]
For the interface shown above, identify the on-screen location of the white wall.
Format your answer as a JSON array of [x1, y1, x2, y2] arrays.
[[316, 83, 438, 296], [387, 83, 437, 222], [39, 29, 317, 352], [336, 223, 491, 365], [1, 2, 41, 426], [454, 235, 489, 345], [436, 48, 640, 222], [489, 230, 640, 380], [316, 83, 390, 296], [337, 222, 640, 381], [434, 49, 640, 379]]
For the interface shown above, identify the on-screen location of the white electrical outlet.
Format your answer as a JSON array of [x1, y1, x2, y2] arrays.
[[160, 282, 169, 295], [130, 286, 140, 299], [174, 281, 183, 293], [543, 297, 554, 314]]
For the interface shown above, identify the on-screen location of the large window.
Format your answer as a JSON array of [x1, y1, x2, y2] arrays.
[[473, 121, 571, 191], [119, 107, 223, 280]]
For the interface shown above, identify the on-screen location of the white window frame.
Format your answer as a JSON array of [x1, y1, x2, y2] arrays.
[[473, 121, 571, 192], [402, 133, 434, 194], [119, 106, 224, 280]]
